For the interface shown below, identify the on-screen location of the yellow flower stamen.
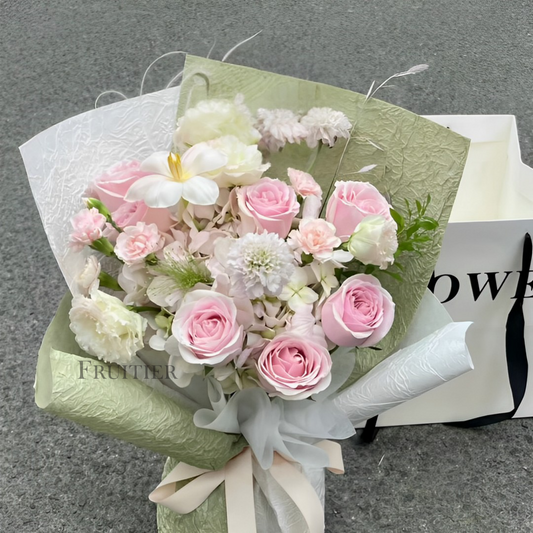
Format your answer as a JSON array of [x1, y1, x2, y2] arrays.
[[168, 152, 186, 182]]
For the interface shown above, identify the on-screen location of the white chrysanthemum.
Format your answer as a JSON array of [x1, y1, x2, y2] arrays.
[[300, 107, 352, 148], [226, 232, 295, 298], [69, 290, 146, 364], [255, 108, 308, 152]]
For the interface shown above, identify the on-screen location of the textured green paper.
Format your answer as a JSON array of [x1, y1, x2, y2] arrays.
[[35, 293, 246, 470], [178, 56, 470, 385], [157, 457, 227, 533]]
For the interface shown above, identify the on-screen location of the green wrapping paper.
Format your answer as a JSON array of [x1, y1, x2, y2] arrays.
[[35, 293, 246, 470], [156, 458, 227, 533], [177, 56, 470, 385]]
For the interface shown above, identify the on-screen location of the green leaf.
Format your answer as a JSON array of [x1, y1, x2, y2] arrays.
[[419, 219, 439, 231], [390, 208, 405, 232]]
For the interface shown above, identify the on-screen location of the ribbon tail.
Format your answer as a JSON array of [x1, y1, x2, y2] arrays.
[[149, 462, 225, 515], [269, 455, 326, 533], [225, 447, 257, 533]]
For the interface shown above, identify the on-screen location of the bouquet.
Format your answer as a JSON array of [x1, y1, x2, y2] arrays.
[[21, 53, 475, 533]]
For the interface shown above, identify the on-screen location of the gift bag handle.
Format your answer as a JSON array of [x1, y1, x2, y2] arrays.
[[359, 232, 531, 441], [446, 232, 531, 427]]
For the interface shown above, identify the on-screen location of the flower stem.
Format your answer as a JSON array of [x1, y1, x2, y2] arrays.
[[98, 271, 123, 292], [126, 305, 159, 314]]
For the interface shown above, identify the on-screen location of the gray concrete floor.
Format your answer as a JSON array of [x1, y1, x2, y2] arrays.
[[2, 1, 533, 531]]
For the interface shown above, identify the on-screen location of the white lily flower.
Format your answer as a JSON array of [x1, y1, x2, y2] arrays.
[[125, 144, 227, 208], [279, 267, 319, 311]]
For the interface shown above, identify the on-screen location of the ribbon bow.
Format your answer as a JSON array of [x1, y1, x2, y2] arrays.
[[149, 440, 344, 533]]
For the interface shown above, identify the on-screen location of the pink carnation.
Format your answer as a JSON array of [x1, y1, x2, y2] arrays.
[[114, 222, 164, 264], [69, 208, 107, 251], [287, 168, 322, 198], [288, 218, 341, 262]]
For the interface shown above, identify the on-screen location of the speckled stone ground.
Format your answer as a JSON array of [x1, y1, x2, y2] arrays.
[[2, 1, 533, 531]]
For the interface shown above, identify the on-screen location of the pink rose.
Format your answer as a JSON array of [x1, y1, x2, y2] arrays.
[[288, 218, 341, 262], [287, 168, 323, 198], [237, 177, 299, 238], [171, 290, 244, 366], [325, 181, 391, 241], [69, 208, 107, 251], [89, 161, 173, 232], [321, 274, 395, 347], [256, 334, 332, 400], [114, 222, 164, 264]]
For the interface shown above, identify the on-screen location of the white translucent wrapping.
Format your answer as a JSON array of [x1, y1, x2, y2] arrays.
[[20, 87, 181, 291]]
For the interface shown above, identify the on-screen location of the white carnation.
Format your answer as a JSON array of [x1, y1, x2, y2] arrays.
[[173, 95, 260, 148], [226, 232, 295, 298], [347, 215, 398, 269], [208, 135, 270, 187], [255, 108, 308, 152], [300, 107, 352, 148], [69, 290, 146, 364], [74, 256, 101, 295]]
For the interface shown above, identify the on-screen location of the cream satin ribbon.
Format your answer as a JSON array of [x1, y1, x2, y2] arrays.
[[149, 440, 344, 533]]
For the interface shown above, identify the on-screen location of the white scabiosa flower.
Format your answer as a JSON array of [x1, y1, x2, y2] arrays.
[[347, 215, 398, 269], [255, 108, 308, 152], [300, 107, 352, 148], [226, 232, 295, 298], [69, 290, 147, 364]]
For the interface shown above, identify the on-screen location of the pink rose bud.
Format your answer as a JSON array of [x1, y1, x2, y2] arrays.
[[69, 208, 107, 251], [87, 161, 174, 232], [237, 177, 299, 238], [321, 274, 395, 347], [171, 290, 245, 366], [256, 334, 332, 400], [325, 181, 391, 241], [287, 168, 323, 198], [114, 222, 164, 264]]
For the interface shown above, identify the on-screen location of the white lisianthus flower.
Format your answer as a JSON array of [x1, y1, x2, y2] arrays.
[[255, 108, 309, 152], [300, 107, 352, 148], [347, 215, 398, 269], [125, 145, 227, 208], [225, 232, 295, 298], [279, 267, 319, 311], [74, 256, 101, 295], [173, 95, 260, 148], [208, 135, 270, 187], [69, 290, 147, 364]]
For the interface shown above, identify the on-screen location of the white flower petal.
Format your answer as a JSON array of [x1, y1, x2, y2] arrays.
[[125, 176, 183, 208], [182, 176, 220, 206], [182, 144, 228, 176], [140, 151, 172, 177]]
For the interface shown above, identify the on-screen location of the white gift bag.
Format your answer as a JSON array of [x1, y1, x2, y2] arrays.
[[366, 115, 533, 427]]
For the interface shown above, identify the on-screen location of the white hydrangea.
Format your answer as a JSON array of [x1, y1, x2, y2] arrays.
[[300, 107, 352, 148], [226, 232, 295, 298], [69, 290, 146, 364], [255, 108, 308, 152]]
